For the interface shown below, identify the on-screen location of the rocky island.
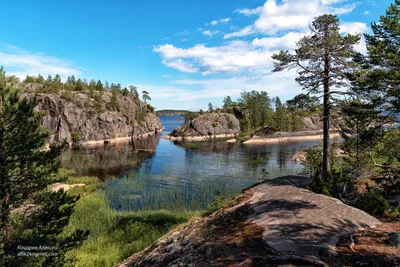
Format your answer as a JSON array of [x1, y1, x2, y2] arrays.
[[22, 85, 162, 146], [164, 113, 241, 142]]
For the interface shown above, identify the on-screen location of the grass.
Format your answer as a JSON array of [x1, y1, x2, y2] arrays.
[[66, 176, 104, 196], [65, 188, 200, 267]]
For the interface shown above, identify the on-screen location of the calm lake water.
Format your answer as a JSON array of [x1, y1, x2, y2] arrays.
[[62, 116, 320, 211]]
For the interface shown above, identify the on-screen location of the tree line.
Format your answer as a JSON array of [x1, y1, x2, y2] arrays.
[[199, 92, 321, 134], [21, 74, 151, 103]]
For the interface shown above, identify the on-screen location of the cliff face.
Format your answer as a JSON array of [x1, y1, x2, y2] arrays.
[[165, 113, 241, 141], [22, 90, 162, 145]]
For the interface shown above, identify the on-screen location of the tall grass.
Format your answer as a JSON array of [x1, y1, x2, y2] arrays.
[[65, 190, 199, 267]]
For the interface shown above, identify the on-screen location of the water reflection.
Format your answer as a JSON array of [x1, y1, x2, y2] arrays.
[[61, 116, 321, 211], [61, 134, 160, 179]]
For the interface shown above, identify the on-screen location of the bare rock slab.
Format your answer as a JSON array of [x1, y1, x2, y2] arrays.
[[117, 176, 380, 267], [249, 177, 380, 259]]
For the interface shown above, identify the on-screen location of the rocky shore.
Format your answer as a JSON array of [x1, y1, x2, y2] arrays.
[[22, 90, 163, 146]]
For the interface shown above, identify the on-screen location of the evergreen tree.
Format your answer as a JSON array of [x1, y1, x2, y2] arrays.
[[286, 93, 320, 113], [272, 14, 360, 181], [223, 96, 232, 109], [339, 100, 388, 172], [142, 91, 151, 103], [122, 87, 129, 96], [352, 1, 400, 114], [46, 75, 53, 85], [208, 102, 214, 113], [95, 80, 103, 92], [129, 85, 139, 98], [238, 90, 273, 130], [36, 74, 45, 85], [0, 68, 87, 266], [274, 97, 282, 111]]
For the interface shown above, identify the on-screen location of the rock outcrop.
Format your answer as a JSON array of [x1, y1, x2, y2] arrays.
[[22, 90, 162, 146], [164, 113, 240, 142], [117, 176, 380, 267]]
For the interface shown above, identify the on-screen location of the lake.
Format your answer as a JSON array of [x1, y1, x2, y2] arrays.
[[62, 116, 320, 211]]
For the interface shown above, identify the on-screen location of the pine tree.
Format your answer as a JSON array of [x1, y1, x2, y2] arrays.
[[129, 85, 139, 98], [0, 68, 87, 266], [223, 96, 232, 109], [352, 1, 400, 113], [339, 100, 387, 172], [272, 14, 360, 181], [208, 102, 214, 113], [142, 90, 151, 103]]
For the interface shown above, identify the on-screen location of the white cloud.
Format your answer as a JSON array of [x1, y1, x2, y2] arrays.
[[224, 26, 255, 39], [138, 70, 301, 110], [202, 30, 220, 36], [235, 6, 263, 16], [252, 31, 307, 50], [220, 18, 231, 23], [340, 22, 368, 35], [0, 43, 81, 79], [154, 40, 281, 75], [161, 59, 198, 73], [227, 0, 357, 38], [362, 11, 370, 15], [181, 38, 189, 42], [209, 18, 231, 27]]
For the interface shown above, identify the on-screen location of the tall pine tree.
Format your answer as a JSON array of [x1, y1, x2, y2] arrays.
[[0, 68, 87, 266], [272, 14, 360, 181]]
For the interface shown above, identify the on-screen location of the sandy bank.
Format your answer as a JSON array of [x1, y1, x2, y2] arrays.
[[243, 131, 340, 145], [75, 128, 163, 147], [163, 133, 235, 142]]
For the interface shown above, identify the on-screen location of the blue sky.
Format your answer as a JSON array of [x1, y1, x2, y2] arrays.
[[0, 0, 393, 110]]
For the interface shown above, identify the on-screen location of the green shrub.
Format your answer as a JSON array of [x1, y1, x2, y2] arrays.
[[211, 122, 218, 128], [354, 187, 390, 217]]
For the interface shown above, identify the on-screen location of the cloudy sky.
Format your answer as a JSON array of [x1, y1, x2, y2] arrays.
[[0, 0, 392, 110]]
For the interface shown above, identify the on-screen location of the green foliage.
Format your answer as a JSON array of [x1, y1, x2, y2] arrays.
[[0, 68, 86, 266], [208, 102, 214, 113], [222, 96, 233, 109], [134, 107, 147, 125], [141, 90, 151, 103], [204, 190, 226, 216], [286, 93, 320, 115], [211, 121, 218, 128], [301, 146, 323, 179], [129, 85, 139, 98], [183, 111, 198, 124], [110, 89, 119, 111], [340, 99, 387, 173], [237, 90, 273, 131], [355, 187, 390, 217], [352, 0, 400, 113], [71, 131, 81, 147]]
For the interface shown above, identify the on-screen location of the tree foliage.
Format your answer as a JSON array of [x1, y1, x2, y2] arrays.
[[0, 68, 87, 266]]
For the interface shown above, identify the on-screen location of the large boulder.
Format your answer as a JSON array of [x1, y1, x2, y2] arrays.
[[22, 91, 162, 145], [166, 113, 240, 141]]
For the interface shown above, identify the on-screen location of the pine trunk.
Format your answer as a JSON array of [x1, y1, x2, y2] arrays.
[[322, 57, 330, 181]]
